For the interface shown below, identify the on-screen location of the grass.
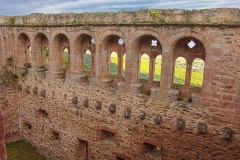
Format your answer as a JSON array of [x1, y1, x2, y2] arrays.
[[6, 140, 45, 160]]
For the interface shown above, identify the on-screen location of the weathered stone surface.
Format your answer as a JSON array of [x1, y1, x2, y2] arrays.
[[0, 8, 239, 26], [0, 8, 239, 160], [0, 110, 7, 160]]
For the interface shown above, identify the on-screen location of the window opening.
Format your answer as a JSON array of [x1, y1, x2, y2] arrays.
[[118, 38, 124, 45], [151, 40, 158, 47], [102, 130, 117, 144], [140, 54, 149, 80], [187, 40, 196, 49], [191, 58, 204, 87], [122, 53, 126, 77], [45, 47, 49, 66], [154, 55, 162, 81], [63, 48, 69, 68], [116, 157, 125, 160], [174, 57, 186, 85], [144, 143, 162, 157], [110, 52, 118, 75], [91, 38, 95, 44], [85, 50, 91, 71]]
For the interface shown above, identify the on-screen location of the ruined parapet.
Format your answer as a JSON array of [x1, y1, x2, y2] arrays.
[[0, 109, 7, 160], [0, 8, 239, 26]]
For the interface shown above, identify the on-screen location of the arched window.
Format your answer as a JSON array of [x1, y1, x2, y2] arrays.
[[174, 57, 186, 85], [32, 33, 49, 69], [122, 53, 126, 77], [63, 48, 69, 68], [173, 37, 206, 88], [110, 52, 118, 75], [140, 54, 150, 80], [154, 55, 162, 81], [191, 58, 204, 87], [85, 50, 91, 71]]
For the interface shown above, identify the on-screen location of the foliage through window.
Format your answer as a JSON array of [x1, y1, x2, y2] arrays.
[[191, 58, 204, 87], [85, 50, 91, 71], [110, 52, 118, 75], [140, 54, 149, 80], [174, 57, 186, 85]]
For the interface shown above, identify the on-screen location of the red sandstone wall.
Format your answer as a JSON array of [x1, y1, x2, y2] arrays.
[[0, 88, 20, 142], [0, 109, 7, 160], [0, 18, 239, 159], [16, 77, 240, 160]]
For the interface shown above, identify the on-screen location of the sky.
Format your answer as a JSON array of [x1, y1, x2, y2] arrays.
[[0, 0, 239, 16]]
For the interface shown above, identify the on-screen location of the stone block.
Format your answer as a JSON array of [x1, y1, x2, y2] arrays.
[[130, 83, 143, 94], [167, 89, 180, 102], [74, 74, 87, 83]]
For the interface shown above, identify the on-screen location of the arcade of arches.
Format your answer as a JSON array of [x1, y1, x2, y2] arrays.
[[0, 20, 240, 160], [8, 31, 206, 95]]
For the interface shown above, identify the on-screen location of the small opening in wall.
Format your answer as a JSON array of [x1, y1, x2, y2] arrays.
[[23, 123, 32, 129], [143, 143, 162, 158], [23, 122, 32, 136], [102, 130, 117, 144], [151, 40, 158, 47], [91, 38, 95, 44], [187, 40, 196, 49], [76, 139, 88, 160], [36, 109, 48, 119], [39, 110, 48, 117], [118, 38, 124, 45], [116, 156, 125, 160], [50, 130, 60, 141]]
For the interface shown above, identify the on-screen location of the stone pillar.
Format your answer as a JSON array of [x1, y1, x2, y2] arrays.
[[117, 47, 122, 79], [185, 62, 192, 86], [117, 53, 122, 78], [149, 57, 155, 83], [0, 109, 7, 160]]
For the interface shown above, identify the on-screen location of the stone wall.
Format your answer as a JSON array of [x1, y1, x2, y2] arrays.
[[16, 76, 240, 160], [0, 8, 240, 159], [0, 8, 240, 26], [0, 109, 7, 160], [0, 88, 20, 143]]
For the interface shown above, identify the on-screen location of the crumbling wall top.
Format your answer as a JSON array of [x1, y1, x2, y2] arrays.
[[0, 8, 239, 26]]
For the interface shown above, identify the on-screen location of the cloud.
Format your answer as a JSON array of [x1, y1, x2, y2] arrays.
[[0, 0, 239, 15]]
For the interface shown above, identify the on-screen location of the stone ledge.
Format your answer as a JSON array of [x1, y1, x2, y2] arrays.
[[1, 8, 239, 26]]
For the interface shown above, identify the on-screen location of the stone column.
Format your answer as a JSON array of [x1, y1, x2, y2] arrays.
[[117, 47, 122, 79], [0, 109, 7, 160], [149, 57, 155, 83], [185, 62, 192, 86]]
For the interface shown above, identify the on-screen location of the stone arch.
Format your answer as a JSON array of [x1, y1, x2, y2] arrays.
[[131, 33, 162, 85], [100, 30, 128, 47], [101, 34, 126, 80], [172, 36, 206, 87], [72, 33, 96, 76], [16, 32, 31, 73], [32, 32, 49, 69], [169, 30, 211, 53], [51, 33, 70, 73]]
